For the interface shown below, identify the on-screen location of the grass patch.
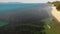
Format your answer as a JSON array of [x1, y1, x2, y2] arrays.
[[41, 18, 60, 34]]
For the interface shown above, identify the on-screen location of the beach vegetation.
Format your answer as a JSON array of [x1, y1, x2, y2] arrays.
[[47, 1, 60, 11]]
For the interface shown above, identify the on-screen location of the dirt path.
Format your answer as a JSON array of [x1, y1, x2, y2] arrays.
[[51, 6, 60, 22]]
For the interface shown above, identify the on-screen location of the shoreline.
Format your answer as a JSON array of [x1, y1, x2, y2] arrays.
[[51, 6, 60, 23]]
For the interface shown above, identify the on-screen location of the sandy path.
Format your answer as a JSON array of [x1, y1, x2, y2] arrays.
[[51, 6, 60, 22]]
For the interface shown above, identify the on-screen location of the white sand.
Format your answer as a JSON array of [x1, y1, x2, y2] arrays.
[[51, 6, 60, 22]]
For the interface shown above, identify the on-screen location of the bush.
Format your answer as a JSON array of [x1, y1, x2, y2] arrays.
[[56, 4, 60, 11]]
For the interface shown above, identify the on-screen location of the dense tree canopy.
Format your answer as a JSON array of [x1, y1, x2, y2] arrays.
[[47, 1, 60, 11]]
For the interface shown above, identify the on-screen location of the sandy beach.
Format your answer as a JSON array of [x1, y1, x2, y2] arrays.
[[51, 6, 60, 23]]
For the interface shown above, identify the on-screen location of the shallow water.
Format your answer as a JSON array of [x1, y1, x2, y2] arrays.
[[0, 3, 52, 27]]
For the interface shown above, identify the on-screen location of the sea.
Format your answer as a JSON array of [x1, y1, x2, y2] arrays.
[[0, 3, 52, 12], [0, 3, 52, 27]]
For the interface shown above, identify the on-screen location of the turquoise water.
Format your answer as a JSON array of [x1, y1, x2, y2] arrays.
[[0, 21, 8, 27], [0, 3, 50, 12], [0, 3, 40, 11], [0, 3, 51, 27], [0, 3, 41, 26]]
